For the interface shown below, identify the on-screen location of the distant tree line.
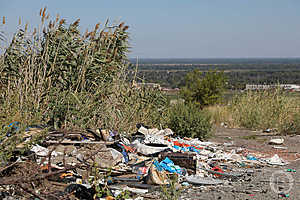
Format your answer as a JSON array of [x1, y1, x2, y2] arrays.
[[128, 63, 300, 90]]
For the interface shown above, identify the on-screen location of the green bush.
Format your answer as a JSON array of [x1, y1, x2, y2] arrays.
[[166, 102, 212, 139]]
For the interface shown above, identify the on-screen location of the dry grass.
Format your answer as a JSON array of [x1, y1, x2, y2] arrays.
[[208, 89, 300, 134]]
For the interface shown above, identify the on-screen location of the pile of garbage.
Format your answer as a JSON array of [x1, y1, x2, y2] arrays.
[[0, 123, 291, 199]]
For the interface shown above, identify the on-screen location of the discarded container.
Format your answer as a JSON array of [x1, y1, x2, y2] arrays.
[[138, 126, 150, 135], [123, 186, 148, 194], [158, 152, 196, 173], [181, 182, 189, 186]]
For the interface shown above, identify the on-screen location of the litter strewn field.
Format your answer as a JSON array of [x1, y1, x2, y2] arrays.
[[0, 124, 299, 200]]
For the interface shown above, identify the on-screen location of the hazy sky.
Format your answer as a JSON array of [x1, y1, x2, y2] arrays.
[[1, 0, 300, 58]]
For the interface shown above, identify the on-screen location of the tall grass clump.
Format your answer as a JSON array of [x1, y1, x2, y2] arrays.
[[205, 105, 234, 127], [228, 88, 300, 134], [0, 8, 167, 162]]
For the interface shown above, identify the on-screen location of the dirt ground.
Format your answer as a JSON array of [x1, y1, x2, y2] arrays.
[[178, 127, 300, 200]]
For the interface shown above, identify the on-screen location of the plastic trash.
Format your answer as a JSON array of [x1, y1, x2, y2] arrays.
[[109, 148, 124, 162], [286, 169, 296, 172], [117, 144, 129, 163], [269, 138, 284, 145], [132, 166, 148, 174], [181, 182, 190, 186], [247, 155, 258, 161], [153, 159, 163, 171], [138, 126, 150, 135], [132, 140, 169, 156], [123, 186, 148, 194], [211, 166, 224, 177], [132, 166, 149, 180], [159, 157, 183, 175], [186, 175, 224, 185], [100, 129, 113, 141], [272, 146, 287, 150], [31, 144, 60, 157], [6, 121, 21, 136], [144, 134, 167, 145], [223, 141, 234, 147], [64, 184, 95, 200], [146, 162, 168, 185], [278, 192, 289, 198], [267, 154, 287, 166]]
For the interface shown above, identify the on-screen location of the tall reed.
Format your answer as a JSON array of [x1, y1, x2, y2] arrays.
[[0, 8, 167, 162], [209, 88, 300, 134]]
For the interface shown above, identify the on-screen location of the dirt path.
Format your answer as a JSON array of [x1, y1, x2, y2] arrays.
[[180, 127, 300, 200]]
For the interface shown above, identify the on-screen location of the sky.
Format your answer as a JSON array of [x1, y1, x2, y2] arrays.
[[1, 0, 300, 58]]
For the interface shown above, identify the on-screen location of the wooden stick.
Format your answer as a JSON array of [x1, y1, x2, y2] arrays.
[[45, 140, 115, 145]]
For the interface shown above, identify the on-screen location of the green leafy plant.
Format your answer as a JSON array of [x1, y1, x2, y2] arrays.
[[116, 190, 131, 200], [166, 102, 212, 139], [160, 174, 181, 200]]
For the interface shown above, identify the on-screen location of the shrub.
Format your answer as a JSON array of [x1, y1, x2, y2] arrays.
[[166, 102, 212, 139], [180, 69, 227, 107]]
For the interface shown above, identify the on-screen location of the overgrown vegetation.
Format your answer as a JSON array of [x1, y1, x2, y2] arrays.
[[160, 174, 181, 200], [167, 102, 212, 139], [0, 8, 167, 162], [209, 88, 300, 134]]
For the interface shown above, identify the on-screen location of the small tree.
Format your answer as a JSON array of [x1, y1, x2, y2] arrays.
[[180, 69, 227, 107]]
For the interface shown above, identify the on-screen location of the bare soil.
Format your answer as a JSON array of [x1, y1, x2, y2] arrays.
[[179, 127, 300, 200]]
